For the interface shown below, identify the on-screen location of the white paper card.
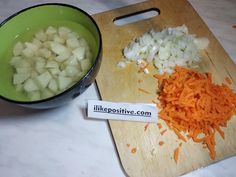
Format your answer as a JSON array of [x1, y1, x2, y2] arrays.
[[87, 100, 158, 123]]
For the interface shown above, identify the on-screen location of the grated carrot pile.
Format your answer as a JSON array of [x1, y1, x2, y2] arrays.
[[156, 66, 236, 160]]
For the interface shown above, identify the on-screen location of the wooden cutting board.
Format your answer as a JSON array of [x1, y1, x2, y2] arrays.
[[92, 0, 236, 176]]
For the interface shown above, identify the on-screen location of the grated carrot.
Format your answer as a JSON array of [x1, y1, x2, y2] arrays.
[[156, 66, 236, 160], [225, 76, 232, 85], [173, 127, 187, 142], [160, 129, 167, 136], [157, 123, 162, 129], [174, 147, 180, 163], [144, 123, 149, 131], [131, 148, 137, 154], [138, 88, 151, 94], [159, 141, 165, 146]]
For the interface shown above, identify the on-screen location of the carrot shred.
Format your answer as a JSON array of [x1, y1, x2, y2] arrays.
[[159, 141, 165, 146], [174, 147, 180, 163], [215, 125, 225, 139], [144, 123, 149, 131], [157, 123, 162, 129], [138, 88, 151, 94], [225, 76, 232, 85], [173, 127, 187, 142], [156, 66, 236, 160], [160, 129, 167, 136], [131, 148, 137, 154]]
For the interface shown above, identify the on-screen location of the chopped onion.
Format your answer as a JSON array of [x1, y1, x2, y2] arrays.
[[10, 26, 93, 101], [121, 25, 209, 74]]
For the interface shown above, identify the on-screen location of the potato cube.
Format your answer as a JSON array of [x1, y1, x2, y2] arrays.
[[13, 42, 24, 56], [73, 47, 85, 60]]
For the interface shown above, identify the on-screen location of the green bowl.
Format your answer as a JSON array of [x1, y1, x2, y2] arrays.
[[0, 3, 102, 109]]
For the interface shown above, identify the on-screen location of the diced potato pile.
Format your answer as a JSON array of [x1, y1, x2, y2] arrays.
[[10, 26, 93, 101]]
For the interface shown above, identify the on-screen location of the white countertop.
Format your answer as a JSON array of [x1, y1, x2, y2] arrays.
[[0, 0, 235, 177]]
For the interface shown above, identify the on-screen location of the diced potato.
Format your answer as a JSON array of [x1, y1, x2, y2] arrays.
[[42, 89, 54, 99], [28, 91, 41, 101], [13, 42, 24, 56], [66, 37, 80, 49], [67, 32, 79, 39], [35, 71, 52, 89], [80, 59, 92, 71], [25, 42, 38, 52], [55, 49, 71, 62], [73, 47, 85, 60], [46, 60, 59, 68], [31, 71, 38, 78], [58, 76, 72, 90], [65, 55, 78, 66], [35, 57, 46, 63], [50, 42, 67, 54], [13, 73, 30, 85], [48, 79, 58, 93], [43, 41, 51, 48], [46, 26, 57, 35], [32, 38, 43, 48], [22, 47, 34, 58], [38, 48, 52, 58], [16, 84, 23, 92], [35, 30, 47, 41], [65, 65, 79, 77], [49, 68, 60, 75], [10, 25, 92, 100], [86, 50, 93, 60], [10, 56, 22, 66], [14, 59, 31, 68], [24, 79, 39, 92], [35, 59, 46, 74], [53, 34, 65, 44], [59, 70, 67, 77], [58, 26, 71, 39], [16, 67, 31, 74], [79, 38, 89, 49]]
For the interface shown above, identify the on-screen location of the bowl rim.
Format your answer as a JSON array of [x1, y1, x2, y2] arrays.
[[0, 3, 102, 104]]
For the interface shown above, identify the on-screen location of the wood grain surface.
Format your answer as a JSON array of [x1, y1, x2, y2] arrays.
[[93, 0, 236, 176]]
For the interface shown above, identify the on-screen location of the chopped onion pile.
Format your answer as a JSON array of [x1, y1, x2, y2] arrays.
[[120, 25, 209, 74], [10, 26, 93, 101]]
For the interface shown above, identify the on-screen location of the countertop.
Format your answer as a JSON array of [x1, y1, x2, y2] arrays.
[[0, 0, 235, 177]]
